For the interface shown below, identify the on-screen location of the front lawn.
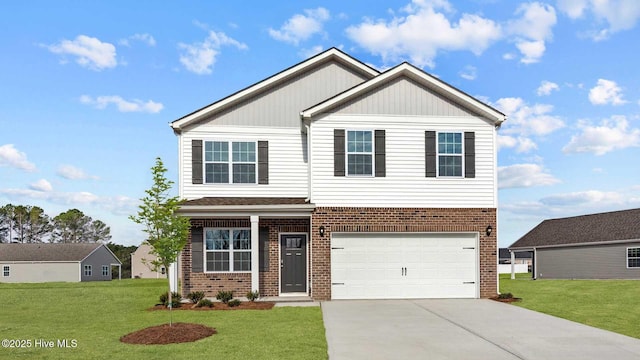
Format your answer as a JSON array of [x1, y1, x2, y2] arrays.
[[500, 273, 640, 338], [0, 279, 327, 360]]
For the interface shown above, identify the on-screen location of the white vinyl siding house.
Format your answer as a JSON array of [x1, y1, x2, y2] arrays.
[[172, 48, 505, 301]]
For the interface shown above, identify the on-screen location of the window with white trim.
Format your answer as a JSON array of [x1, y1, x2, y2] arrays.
[[437, 132, 463, 177], [204, 141, 256, 183], [102, 265, 109, 276], [84, 265, 92, 276], [3, 265, 9, 277], [347, 130, 373, 176], [205, 228, 251, 272], [627, 247, 640, 268]]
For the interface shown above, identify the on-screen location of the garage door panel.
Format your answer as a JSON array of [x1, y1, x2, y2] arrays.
[[331, 233, 478, 299]]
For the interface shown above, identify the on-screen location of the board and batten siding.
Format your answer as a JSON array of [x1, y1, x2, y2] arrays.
[[310, 114, 496, 207], [0, 262, 78, 283], [536, 243, 640, 279], [180, 126, 309, 199], [329, 77, 477, 117], [185, 61, 370, 130]]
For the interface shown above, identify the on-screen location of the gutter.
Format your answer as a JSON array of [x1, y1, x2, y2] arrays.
[[510, 238, 640, 251]]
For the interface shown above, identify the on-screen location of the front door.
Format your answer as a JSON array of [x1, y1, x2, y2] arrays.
[[280, 234, 307, 293]]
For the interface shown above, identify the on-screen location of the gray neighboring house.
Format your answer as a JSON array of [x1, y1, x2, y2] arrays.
[[0, 243, 122, 283], [509, 208, 640, 279]]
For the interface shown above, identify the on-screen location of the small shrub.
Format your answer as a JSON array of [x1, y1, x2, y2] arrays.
[[498, 292, 514, 299], [246, 290, 260, 302], [196, 299, 214, 308], [228, 299, 241, 307], [159, 291, 182, 308], [188, 291, 206, 304], [216, 290, 234, 304]]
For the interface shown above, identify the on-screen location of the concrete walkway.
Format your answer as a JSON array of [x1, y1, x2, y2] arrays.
[[321, 299, 640, 360]]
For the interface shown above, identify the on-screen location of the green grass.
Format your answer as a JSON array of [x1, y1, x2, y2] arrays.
[[500, 273, 640, 338], [0, 279, 327, 360]]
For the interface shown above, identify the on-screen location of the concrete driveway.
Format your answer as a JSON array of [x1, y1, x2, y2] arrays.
[[322, 299, 640, 360]]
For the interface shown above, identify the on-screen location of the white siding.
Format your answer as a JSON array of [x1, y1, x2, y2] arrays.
[[181, 126, 309, 199], [310, 114, 496, 207], [0, 262, 78, 283]]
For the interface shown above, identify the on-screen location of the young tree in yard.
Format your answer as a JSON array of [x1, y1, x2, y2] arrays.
[[129, 157, 190, 325]]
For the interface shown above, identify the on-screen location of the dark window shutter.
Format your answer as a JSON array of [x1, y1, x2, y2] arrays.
[[464, 132, 475, 178], [259, 227, 269, 272], [334, 129, 345, 176], [374, 130, 386, 177], [192, 140, 203, 184], [258, 141, 269, 184], [191, 227, 203, 272], [425, 131, 436, 177]]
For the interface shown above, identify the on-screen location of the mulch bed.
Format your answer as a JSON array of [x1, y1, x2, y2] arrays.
[[120, 322, 217, 345], [490, 296, 522, 303], [148, 301, 275, 311]]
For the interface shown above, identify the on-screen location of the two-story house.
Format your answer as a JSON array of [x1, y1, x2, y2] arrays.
[[171, 48, 505, 301]]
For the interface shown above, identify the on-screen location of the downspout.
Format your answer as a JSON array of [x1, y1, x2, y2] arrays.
[[304, 123, 312, 202], [304, 122, 313, 296]]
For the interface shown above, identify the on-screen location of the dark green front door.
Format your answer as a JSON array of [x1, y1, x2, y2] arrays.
[[281, 234, 307, 293]]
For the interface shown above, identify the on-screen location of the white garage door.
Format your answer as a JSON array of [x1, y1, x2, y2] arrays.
[[331, 233, 478, 299]]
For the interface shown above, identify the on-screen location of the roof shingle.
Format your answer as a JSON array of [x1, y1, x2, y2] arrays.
[[0, 243, 104, 262], [510, 208, 640, 249]]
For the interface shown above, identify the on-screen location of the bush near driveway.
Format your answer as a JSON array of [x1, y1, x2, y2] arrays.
[[500, 274, 640, 339], [0, 279, 327, 360]]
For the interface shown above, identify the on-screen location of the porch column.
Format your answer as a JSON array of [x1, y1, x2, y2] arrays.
[[250, 215, 259, 292], [510, 250, 516, 279]]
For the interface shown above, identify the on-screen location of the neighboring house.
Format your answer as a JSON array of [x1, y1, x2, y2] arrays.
[[0, 243, 121, 283], [509, 208, 640, 279], [498, 248, 532, 265], [131, 243, 165, 279], [171, 48, 506, 300]]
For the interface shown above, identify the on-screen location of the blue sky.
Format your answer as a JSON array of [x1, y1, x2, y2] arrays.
[[1, 0, 639, 247]]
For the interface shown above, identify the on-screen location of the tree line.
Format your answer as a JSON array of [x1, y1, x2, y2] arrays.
[[0, 204, 111, 244]]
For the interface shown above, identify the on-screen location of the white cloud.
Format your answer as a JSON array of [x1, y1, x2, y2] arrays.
[[558, 0, 640, 40], [497, 135, 538, 153], [346, 0, 501, 68], [56, 165, 99, 180], [540, 190, 626, 206], [119, 33, 156, 47], [0, 188, 138, 216], [588, 78, 626, 105], [45, 35, 117, 71], [507, 2, 557, 64], [298, 45, 325, 58], [80, 95, 163, 113], [0, 144, 36, 172], [563, 115, 640, 155], [494, 97, 565, 136], [537, 80, 559, 96], [178, 31, 247, 75], [29, 179, 53, 192], [498, 163, 560, 189], [269, 7, 330, 45], [459, 65, 477, 80]]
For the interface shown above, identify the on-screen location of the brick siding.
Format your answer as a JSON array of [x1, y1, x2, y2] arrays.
[[310, 207, 498, 300]]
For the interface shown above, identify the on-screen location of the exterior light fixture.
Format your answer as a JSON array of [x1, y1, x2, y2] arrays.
[[319, 225, 326, 237], [486, 225, 493, 237]]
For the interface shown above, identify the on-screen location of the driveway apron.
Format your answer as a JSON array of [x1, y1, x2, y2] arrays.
[[321, 299, 640, 360]]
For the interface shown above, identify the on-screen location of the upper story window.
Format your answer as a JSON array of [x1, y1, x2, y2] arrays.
[[347, 130, 373, 176], [204, 141, 256, 184], [437, 132, 463, 177]]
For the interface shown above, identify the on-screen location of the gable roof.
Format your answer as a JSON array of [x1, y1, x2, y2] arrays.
[[170, 47, 379, 132], [498, 248, 532, 259], [510, 208, 640, 249], [300, 62, 506, 125], [0, 243, 121, 263]]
